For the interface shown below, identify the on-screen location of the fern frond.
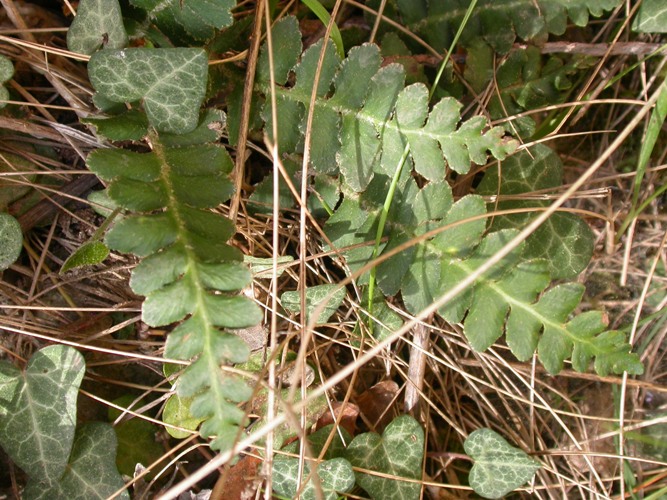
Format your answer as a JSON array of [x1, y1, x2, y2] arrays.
[[377, 0, 622, 54], [254, 16, 516, 191], [463, 44, 595, 137], [87, 129, 262, 451], [325, 174, 643, 376]]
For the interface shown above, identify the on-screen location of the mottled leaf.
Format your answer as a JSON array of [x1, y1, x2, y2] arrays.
[[632, 0, 667, 33], [0, 345, 85, 481], [281, 284, 347, 324], [23, 422, 129, 500], [0, 213, 22, 271], [273, 457, 355, 500], [478, 144, 594, 279], [465, 428, 540, 499], [88, 48, 207, 133], [67, 0, 128, 55], [345, 415, 424, 500]]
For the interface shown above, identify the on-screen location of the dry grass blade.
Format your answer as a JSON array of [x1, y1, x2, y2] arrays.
[[1, 1, 667, 499]]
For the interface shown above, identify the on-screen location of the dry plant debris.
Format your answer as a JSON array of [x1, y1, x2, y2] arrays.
[[0, 1, 666, 499]]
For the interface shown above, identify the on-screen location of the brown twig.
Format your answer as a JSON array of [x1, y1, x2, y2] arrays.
[[533, 41, 664, 57], [404, 321, 429, 415], [228, 1, 264, 224], [15, 174, 99, 232]]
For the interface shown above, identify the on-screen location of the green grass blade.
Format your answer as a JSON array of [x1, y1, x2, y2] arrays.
[[300, 0, 345, 58]]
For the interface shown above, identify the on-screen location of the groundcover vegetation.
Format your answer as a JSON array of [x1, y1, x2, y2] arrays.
[[1, 0, 666, 498]]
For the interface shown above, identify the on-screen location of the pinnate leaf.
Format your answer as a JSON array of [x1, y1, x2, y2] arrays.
[[88, 48, 208, 133], [436, 228, 641, 375], [88, 133, 261, 452], [485, 46, 594, 137], [257, 16, 302, 85], [389, 0, 622, 54], [87, 148, 162, 182], [256, 16, 515, 190], [106, 213, 177, 256], [83, 109, 149, 141], [327, 170, 641, 375], [67, 0, 128, 55], [131, 0, 235, 39], [143, 276, 197, 326], [464, 428, 540, 499]]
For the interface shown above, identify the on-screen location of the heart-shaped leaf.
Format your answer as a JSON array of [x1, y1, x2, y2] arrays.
[[23, 422, 129, 499], [345, 414, 424, 500], [464, 428, 541, 499], [108, 396, 163, 478], [66, 0, 128, 55], [0, 345, 85, 480], [477, 144, 594, 279], [88, 48, 208, 133], [281, 284, 347, 324], [0, 213, 22, 271], [163, 393, 204, 439]]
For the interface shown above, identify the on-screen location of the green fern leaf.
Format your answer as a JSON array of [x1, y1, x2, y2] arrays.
[[486, 46, 595, 137], [255, 16, 515, 190], [326, 174, 642, 376], [379, 0, 621, 54], [87, 126, 262, 451], [440, 231, 641, 375]]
